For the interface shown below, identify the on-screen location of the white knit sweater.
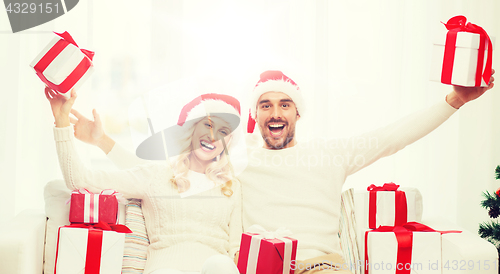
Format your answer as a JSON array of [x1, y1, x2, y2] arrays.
[[53, 126, 242, 273], [238, 99, 457, 260], [101, 99, 457, 262]]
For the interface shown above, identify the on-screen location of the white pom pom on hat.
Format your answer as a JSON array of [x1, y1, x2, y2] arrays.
[[177, 93, 241, 126], [247, 70, 304, 133]]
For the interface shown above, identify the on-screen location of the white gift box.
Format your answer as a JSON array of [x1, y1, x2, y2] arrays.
[[55, 226, 125, 274], [442, 231, 498, 274], [30, 32, 94, 98], [365, 230, 441, 274], [430, 30, 494, 87], [355, 187, 423, 273], [354, 187, 423, 230]]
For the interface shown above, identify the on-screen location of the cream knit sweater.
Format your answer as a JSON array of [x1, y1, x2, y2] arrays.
[[53, 126, 242, 273], [238, 99, 457, 261], [100, 99, 457, 262]]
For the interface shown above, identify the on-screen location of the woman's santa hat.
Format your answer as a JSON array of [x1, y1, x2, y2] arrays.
[[247, 70, 304, 133], [177, 93, 241, 127], [136, 93, 242, 160]]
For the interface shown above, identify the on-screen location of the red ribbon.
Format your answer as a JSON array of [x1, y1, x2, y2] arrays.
[[33, 31, 94, 94], [367, 183, 407, 229], [89, 193, 96, 223], [364, 222, 461, 274], [85, 229, 103, 274], [54, 31, 95, 61], [441, 15, 493, 86], [54, 222, 131, 274], [72, 222, 131, 274], [66, 221, 133, 233]]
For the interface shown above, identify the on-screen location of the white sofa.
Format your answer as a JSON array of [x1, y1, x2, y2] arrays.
[[0, 179, 143, 274], [1, 181, 497, 274]]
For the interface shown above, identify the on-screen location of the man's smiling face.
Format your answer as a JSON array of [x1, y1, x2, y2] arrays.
[[256, 91, 300, 150]]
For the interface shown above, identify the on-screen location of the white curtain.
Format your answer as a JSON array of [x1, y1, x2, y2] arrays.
[[1, 0, 499, 234]]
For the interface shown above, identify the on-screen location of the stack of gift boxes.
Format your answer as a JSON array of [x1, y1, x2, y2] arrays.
[[354, 183, 497, 274], [350, 15, 497, 274], [54, 189, 131, 274]]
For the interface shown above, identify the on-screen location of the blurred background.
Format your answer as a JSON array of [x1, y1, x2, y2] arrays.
[[0, 0, 499, 234]]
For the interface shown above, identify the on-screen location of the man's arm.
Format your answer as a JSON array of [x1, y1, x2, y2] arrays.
[[342, 70, 495, 176]]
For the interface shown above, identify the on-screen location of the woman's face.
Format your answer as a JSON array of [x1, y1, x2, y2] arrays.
[[190, 116, 232, 163]]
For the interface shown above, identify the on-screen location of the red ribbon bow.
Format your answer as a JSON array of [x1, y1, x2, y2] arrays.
[[441, 15, 493, 86], [367, 182, 400, 191], [66, 221, 133, 234], [367, 183, 407, 228], [365, 222, 461, 274], [55, 31, 95, 61]]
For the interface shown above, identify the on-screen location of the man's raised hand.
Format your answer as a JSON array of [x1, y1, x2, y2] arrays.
[[447, 69, 495, 109]]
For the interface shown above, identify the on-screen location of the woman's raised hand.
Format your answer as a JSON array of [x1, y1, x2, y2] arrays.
[[45, 87, 77, 127], [70, 108, 105, 146]]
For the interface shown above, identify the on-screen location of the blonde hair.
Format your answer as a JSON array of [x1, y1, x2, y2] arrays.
[[169, 118, 236, 197]]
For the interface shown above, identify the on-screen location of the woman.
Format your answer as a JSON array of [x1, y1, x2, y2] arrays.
[[46, 87, 242, 274]]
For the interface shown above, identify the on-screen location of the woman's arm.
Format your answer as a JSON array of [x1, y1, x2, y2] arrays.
[[70, 106, 149, 169], [47, 87, 148, 169], [54, 125, 151, 198], [46, 88, 153, 198], [106, 142, 150, 169]]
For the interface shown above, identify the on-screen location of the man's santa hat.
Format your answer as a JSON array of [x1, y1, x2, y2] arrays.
[[247, 70, 304, 133]]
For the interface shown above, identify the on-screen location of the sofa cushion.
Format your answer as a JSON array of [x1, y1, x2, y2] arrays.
[[339, 188, 361, 274], [122, 199, 149, 273]]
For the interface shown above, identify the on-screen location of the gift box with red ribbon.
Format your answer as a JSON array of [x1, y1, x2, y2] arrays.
[[354, 183, 423, 230], [69, 189, 124, 224], [364, 222, 461, 274], [237, 225, 298, 274], [54, 222, 132, 274], [430, 15, 494, 87], [30, 31, 94, 98]]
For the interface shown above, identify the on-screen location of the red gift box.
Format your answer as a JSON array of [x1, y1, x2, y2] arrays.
[[54, 222, 132, 274], [238, 225, 298, 274], [30, 31, 94, 98], [69, 189, 122, 224]]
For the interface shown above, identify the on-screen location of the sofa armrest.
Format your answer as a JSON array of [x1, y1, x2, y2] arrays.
[[423, 217, 499, 274], [0, 210, 47, 274], [442, 231, 498, 274]]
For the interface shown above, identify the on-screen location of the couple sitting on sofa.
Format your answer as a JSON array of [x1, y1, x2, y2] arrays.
[[46, 70, 494, 274]]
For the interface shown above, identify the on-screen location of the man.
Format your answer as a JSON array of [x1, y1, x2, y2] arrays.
[[68, 69, 494, 273], [238, 70, 495, 273]]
